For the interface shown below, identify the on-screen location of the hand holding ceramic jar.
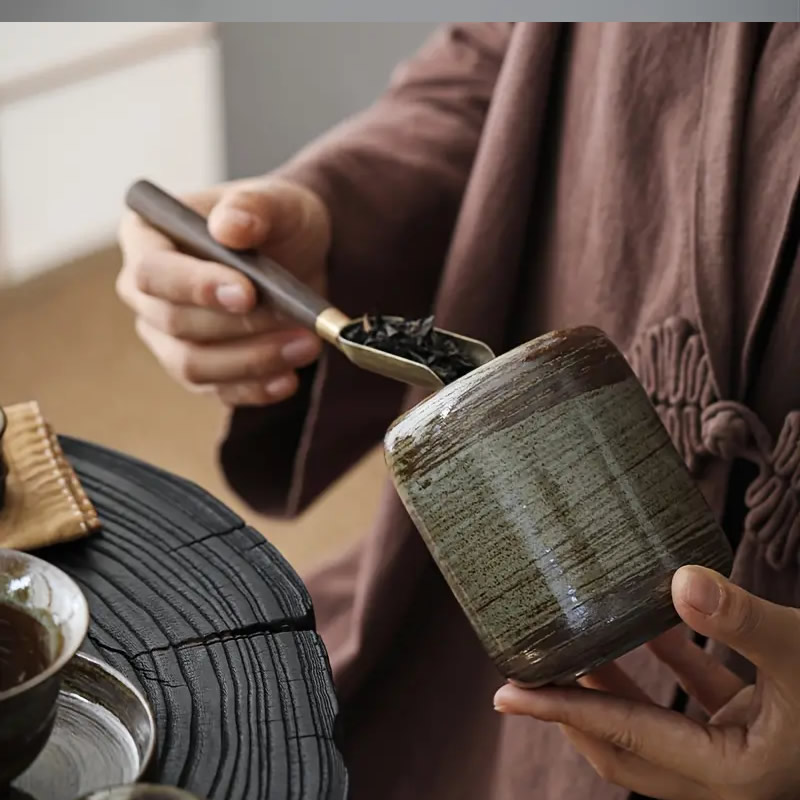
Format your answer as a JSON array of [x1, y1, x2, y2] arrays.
[[384, 326, 800, 800], [494, 567, 800, 800]]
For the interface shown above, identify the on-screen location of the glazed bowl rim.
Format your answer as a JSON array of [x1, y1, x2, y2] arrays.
[[68, 651, 158, 780], [78, 784, 202, 799], [0, 547, 90, 701]]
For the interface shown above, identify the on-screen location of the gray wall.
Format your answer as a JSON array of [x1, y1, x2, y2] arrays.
[[217, 23, 436, 179], [4, 2, 798, 21]]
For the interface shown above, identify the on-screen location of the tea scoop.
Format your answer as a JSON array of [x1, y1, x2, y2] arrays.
[[125, 180, 495, 390]]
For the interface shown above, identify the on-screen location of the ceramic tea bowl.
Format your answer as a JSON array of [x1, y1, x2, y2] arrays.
[[384, 326, 734, 687], [79, 785, 205, 800], [0, 548, 89, 787]]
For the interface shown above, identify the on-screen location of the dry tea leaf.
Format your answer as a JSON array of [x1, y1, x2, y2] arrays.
[[342, 314, 479, 384]]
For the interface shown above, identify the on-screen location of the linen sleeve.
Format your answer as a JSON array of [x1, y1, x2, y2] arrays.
[[219, 23, 512, 515]]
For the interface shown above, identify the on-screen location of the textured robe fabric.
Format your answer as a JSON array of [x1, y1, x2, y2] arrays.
[[220, 23, 800, 799]]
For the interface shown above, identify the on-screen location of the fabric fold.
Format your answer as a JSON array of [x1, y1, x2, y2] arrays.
[[0, 401, 100, 551]]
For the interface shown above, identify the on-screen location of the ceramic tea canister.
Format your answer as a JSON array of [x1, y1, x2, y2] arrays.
[[384, 326, 733, 687]]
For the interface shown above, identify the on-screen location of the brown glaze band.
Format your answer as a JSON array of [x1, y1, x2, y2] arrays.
[[387, 327, 633, 481]]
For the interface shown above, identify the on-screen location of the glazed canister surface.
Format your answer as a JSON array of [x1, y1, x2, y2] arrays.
[[384, 327, 733, 686]]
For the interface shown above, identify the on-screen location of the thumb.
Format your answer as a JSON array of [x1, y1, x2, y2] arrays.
[[207, 186, 278, 249], [672, 565, 800, 689]]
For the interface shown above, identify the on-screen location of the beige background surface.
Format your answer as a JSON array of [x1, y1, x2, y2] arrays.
[[0, 247, 384, 574]]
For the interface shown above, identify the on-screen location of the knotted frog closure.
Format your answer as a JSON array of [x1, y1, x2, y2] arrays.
[[628, 317, 800, 570]]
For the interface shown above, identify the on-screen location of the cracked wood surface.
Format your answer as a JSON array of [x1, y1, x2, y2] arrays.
[[43, 437, 348, 800]]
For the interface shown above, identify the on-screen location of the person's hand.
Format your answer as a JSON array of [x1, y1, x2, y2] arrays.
[[117, 177, 331, 406], [494, 566, 800, 800]]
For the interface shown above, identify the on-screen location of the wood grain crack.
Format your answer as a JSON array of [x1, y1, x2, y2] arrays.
[[89, 613, 316, 662]]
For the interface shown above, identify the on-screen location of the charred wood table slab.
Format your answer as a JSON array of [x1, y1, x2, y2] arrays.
[[45, 437, 347, 800]]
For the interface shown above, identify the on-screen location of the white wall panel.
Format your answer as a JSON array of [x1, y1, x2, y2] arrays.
[[0, 38, 224, 282], [0, 23, 181, 84]]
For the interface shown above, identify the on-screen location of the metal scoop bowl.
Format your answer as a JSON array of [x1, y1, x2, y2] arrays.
[[125, 180, 495, 391]]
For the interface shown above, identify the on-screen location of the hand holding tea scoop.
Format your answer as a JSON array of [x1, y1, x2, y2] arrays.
[[494, 565, 800, 800], [118, 177, 330, 407], [124, 180, 494, 392]]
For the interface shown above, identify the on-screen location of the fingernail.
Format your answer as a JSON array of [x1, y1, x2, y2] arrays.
[[264, 374, 295, 398], [281, 336, 320, 366], [221, 208, 262, 233], [215, 284, 249, 312], [677, 566, 721, 615], [493, 686, 512, 712]]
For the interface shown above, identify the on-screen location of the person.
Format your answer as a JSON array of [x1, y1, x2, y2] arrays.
[[117, 22, 800, 800]]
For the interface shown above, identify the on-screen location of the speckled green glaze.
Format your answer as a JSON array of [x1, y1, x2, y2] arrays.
[[384, 327, 733, 687]]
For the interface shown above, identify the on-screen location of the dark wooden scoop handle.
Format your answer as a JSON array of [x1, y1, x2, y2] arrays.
[[125, 179, 330, 331]]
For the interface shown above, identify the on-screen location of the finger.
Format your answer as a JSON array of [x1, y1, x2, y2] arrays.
[[579, 662, 652, 702], [648, 626, 746, 714], [561, 726, 710, 800], [673, 566, 800, 691], [215, 373, 299, 407], [136, 320, 321, 386], [493, 683, 739, 781], [129, 292, 281, 342], [207, 181, 306, 250], [207, 188, 272, 249], [119, 209, 178, 261], [120, 184, 240, 267], [128, 250, 257, 313], [119, 186, 225, 261], [710, 682, 757, 726]]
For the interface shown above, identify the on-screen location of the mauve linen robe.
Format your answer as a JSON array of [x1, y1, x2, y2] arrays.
[[220, 23, 800, 800]]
